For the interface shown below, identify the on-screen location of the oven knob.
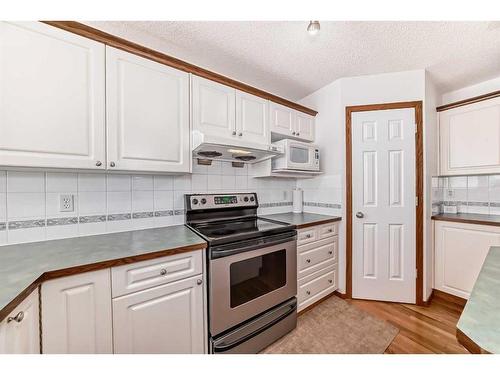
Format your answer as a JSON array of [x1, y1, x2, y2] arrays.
[[244, 196, 249, 202], [250, 196, 255, 202], [192, 198, 199, 205], [201, 198, 207, 205]]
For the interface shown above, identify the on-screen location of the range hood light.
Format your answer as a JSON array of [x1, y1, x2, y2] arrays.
[[228, 149, 252, 155]]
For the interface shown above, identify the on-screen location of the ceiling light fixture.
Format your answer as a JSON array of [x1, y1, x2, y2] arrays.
[[307, 21, 320, 35]]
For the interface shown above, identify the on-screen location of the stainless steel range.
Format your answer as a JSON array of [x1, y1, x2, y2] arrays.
[[185, 192, 297, 354]]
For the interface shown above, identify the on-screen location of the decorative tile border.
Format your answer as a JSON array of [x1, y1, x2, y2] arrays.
[[132, 211, 154, 219], [174, 209, 185, 216], [8, 219, 46, 230], [0, 222, 6, 231], [107, 213, 132, 221], [303, 202, 342, 209], [79, 215, 107, 224], [260, 202, 293, 208], [155, 210, 174, 217], [47, 217, 78, 226]]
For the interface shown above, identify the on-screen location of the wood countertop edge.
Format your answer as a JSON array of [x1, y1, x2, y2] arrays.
[[0, 241, 206, 322], [431, 215, 500, 227], [456, 327, 491, 354], [295, 217, 342, 229]]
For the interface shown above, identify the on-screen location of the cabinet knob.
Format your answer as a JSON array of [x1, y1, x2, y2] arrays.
[[160, 269, 167, 276], [328, 279, 333, 284], [297, 132, 300, 136], [232, 131, 237, 136], [110, 162, 116, 168], [292, 131, 296, 135], [306, 234, 311, 238], [7, 311, 24, 323], [196, 279, 203, 285], [328, 251, 333, 255], [306, 291, 311, 295], [328, 229, 333, 233], [306, 259, 311, 263], [95, 161, 102, 167], [238, 132, 243, 137]]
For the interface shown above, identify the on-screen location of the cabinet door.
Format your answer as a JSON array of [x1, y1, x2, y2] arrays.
[[295, 112, 315, 142], [269, 102, 295, 137], [434, 221, 500, 299], [235, 91, 269, 144], [192, 75, 236, 141], [106, 47, 190, 173], [0, 289, 40, 354], [41, 269, 113, 353], [439, 97, 500, 175], [113, 275, 205, 354], [0, 22, 106, 170]]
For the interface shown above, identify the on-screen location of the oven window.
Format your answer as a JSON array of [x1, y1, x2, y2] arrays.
[[290, 146, 309, 164], [230, 249, 287, 308]]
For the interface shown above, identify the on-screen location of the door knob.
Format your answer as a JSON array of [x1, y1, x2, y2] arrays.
[[356, 212, 364, 218]]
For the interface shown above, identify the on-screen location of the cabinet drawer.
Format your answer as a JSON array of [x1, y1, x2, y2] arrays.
[[318, 222, 337, 239], [297, 227, 318, 245], [298, 265, 337, 307], [111, 250, 203, 298], [298, 237, 337, 278]]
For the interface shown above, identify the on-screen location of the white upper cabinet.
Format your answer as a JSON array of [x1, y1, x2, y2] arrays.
[[269, 102, 295, 137], [269, 102, 315, 142], [0, 289, 40, 354], [41, 269, 113, 354], [0, 22, 106, 170], [106, 47, 190, 173], [295, 111, 315, 142], [235, 90, 270, 145], [192, 75, 236, 140], [439, 97, 500, 175]]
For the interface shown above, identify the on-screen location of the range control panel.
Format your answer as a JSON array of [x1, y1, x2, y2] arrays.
[[186, 193, 258, 210]]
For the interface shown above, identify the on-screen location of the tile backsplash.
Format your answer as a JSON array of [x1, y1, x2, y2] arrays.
[[0, 161, 297, 246], [432, 174, 500, 215]]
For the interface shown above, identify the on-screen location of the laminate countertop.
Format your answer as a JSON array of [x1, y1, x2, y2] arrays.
[[262, 212, 341, 229], [431, 213, 500, 227], [0, 225, 206, 322], [457, 246, 500, 354]]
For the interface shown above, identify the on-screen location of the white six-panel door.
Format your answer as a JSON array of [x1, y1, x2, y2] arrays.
[[0, 21, 106, 170], [106, 46, 190, 173], [352, 108, 416, 303]]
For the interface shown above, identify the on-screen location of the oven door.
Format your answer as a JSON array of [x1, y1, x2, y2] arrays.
[[209, 232, 297, 336], [286, 142, 316, 171]]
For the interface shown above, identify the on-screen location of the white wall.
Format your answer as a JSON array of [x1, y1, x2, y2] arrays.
[[299, 69, 428, 296], [441, 75, 500, 105]]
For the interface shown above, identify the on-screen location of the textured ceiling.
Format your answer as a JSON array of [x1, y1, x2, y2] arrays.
[[84, 21, 500, 100]]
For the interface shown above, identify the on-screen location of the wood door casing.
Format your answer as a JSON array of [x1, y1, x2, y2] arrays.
[[346, 101, 424, 305]]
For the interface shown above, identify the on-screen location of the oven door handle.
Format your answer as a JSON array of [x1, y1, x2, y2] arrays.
[[210, 231, 296, 259], [212, 298, 297, 353]]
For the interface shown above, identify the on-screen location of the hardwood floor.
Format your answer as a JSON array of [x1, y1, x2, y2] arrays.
[[347, 292, 469, 354]]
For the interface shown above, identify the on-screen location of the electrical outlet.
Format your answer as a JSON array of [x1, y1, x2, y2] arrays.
[[60, 194, 74, 212]]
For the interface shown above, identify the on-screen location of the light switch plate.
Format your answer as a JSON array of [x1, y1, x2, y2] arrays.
[[60, 194, 74, 212]]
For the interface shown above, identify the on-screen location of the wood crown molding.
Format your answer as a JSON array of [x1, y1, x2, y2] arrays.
[[41, 21, 318, 117], [436, 90, 500, 112]]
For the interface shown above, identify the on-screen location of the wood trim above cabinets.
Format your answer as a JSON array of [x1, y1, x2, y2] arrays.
[[41, 21, 318, 117], [436, 90, 500, 112]]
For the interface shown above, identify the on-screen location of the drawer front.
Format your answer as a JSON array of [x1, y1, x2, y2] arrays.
[[318, 222, 338, 239], [297, 227, 318, 245], [112, 250, 203, 297], [298, 266, 337, 306], [298, 238, 337, 278]]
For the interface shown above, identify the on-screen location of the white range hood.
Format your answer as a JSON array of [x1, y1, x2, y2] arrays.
[[192, 132, 283, 164]]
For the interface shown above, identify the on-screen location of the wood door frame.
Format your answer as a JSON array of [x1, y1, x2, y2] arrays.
[[345, 101, 424, 306]]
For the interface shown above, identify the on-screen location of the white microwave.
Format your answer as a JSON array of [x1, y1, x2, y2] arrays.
[[271, 139, 320, 172]]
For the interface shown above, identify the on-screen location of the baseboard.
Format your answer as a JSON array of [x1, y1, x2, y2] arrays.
[[432, 289, 467, 307], [297, 290, 337, 316], [423, 289, 435, 306], [333, 290, 348, 299]]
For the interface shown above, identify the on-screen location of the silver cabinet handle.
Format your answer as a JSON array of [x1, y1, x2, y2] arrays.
[[356, 212, 364, 218], [95, 161, 102, 167], [306, 259, 311, 263], [232, 131, 237, 135], [196, 279, 203, 285], [110, 162, 116, 168], [160, 269, 167, 276], [7, 311, 24, 323], [306, 291, 311, 295]]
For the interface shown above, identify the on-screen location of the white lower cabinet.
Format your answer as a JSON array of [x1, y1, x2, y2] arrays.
[[434, 220, 500, 299], [41, 269, 113, 354], [296, 222, 339, 312], [0, 289, 40, 354], [112, 275, 205, 354]]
